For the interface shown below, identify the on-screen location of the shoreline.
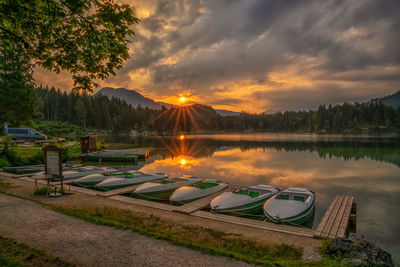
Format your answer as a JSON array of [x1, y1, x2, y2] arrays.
[[0, 175, 326, 266]]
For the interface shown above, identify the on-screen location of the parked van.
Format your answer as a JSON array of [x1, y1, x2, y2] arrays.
[[3, 128, 47, 141]]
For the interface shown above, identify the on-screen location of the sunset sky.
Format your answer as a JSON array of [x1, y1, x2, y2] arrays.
[[35, 0, 400, 113]]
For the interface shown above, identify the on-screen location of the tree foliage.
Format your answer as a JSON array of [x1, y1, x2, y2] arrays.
[[0, 0, 139, 91], [0, 44, 36, 125]]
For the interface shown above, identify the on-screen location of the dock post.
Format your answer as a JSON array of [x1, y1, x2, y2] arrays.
[[349, 202, 357, 232]]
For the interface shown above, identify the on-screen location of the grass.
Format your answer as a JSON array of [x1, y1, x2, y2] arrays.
[[0, 178, 345, 266], [0, 235, 74, 267], [33, 187, 52, 196]]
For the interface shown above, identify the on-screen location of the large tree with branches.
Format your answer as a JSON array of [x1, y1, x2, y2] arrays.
[[0, 0, 139, 91]]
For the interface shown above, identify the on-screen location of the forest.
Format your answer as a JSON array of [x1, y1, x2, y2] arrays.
[[34, 86, 400, 135]]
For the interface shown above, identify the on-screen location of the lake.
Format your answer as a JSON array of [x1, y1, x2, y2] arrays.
[[107, 133, 400, 261]]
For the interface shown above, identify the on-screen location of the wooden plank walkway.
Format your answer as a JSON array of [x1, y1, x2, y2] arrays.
[[110, 195, 175, 212], [173, 187, 233, 214], [96, 185, 139, 197], [315, 195, 355, 238], [192, 211, 316, 238], [0, 171, 36, 178], [67, 185, 99, 196]]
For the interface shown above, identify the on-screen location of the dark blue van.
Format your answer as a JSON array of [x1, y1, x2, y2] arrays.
[[3, 128, 47, 141]]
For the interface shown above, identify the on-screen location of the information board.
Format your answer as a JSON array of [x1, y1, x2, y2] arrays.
[[46, 151, 60, 176], [42, 146, 63, 178]]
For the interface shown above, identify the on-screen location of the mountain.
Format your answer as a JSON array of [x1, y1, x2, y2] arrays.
[[95, 87, 170, 109], [95, 87, 240, 116], [370, 90, 400, 107], [215, 109, 241, 116]]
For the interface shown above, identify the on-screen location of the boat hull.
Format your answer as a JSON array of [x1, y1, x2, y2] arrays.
[[170, 183, 229, 205], [96, 183, 141, 191], [133, 188, 176, 201], [74, 181, 99, 188], [264, 202, 315, 227], [211, 198, 266, 217]]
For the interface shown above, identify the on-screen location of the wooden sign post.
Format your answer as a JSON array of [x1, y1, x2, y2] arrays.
[[42, 145, 63, 196]]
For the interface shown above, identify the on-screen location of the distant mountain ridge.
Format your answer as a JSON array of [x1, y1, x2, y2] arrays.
[[95, 87, 171, 109], [370, 90, 400, 107], [95, 87, 240, 116]]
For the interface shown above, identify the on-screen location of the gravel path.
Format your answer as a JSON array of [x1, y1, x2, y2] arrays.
[[0, 194, 250, 267]]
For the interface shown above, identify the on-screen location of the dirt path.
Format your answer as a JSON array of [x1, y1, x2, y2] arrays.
[[0, 194, 250, 267]]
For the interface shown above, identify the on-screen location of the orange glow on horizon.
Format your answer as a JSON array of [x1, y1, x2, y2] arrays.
[[158, 93, 197, 106]]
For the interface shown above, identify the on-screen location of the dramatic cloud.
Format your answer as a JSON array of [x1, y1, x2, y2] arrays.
[[35, 0, 400, 112]]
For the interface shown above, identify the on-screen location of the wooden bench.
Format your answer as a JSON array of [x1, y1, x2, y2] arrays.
[[315, 195, 356, 238]]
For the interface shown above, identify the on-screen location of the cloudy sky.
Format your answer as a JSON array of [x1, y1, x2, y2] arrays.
[[35, 0, 400, 113]]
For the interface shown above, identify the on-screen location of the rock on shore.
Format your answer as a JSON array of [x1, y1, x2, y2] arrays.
[[328, 237, 393, 266]]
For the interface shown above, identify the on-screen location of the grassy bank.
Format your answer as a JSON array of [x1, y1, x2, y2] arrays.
[[0, 136, 82, 168], [0, 178, 347, 266], [0, 235, 73, 267], [34, 121, 109, 140]]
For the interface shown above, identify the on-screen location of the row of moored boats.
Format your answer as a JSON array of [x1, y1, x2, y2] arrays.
[[70, 167, 315, 226]]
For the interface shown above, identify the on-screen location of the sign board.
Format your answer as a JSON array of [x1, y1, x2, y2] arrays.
[[42, 145, 63, 178]]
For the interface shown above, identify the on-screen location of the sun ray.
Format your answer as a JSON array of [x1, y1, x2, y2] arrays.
[[165, 108, 178, 125], [155, 107, 171, 120], [187, 106, 210, 128], [185, 106, 200, 130], [173, 107, 182, 135], [182, 106, 188, 131]]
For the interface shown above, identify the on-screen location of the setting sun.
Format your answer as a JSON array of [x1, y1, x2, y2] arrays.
[[180, 134, 185, 140], [180, 159, 186, 165], [180, 96, 186, 103]]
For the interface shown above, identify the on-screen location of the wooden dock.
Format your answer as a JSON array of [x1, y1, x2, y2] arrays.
[[96, 185, 139, 197], [192, 210, 316, 238], [173, 187, 233, 214], [12, 175, 357, 240], [67, 185, 99, 196], [110, 195, 175, 212], [315, 195, 356, 238]]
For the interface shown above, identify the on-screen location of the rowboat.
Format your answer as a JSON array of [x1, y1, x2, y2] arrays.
[[210, 185, 281, 217], [74, 174, 111, 187], [63, 167, 117, 180], [94, 172, 168, 191], [170, 179, 228, 205], [132, 176, 202, 201], [263, 187, 315, 226]]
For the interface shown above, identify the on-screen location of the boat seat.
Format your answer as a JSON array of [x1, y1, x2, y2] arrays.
[[197, 182, 218, 189], [294, 196, 305, 202], [249, 191, 259, 198], [238, 189, 248, 195]]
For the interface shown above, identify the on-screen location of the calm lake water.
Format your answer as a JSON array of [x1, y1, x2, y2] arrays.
[[107, 133, 400, 261]]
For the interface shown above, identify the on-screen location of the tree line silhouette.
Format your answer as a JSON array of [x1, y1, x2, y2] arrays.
[[36, 86, 400, 134]]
